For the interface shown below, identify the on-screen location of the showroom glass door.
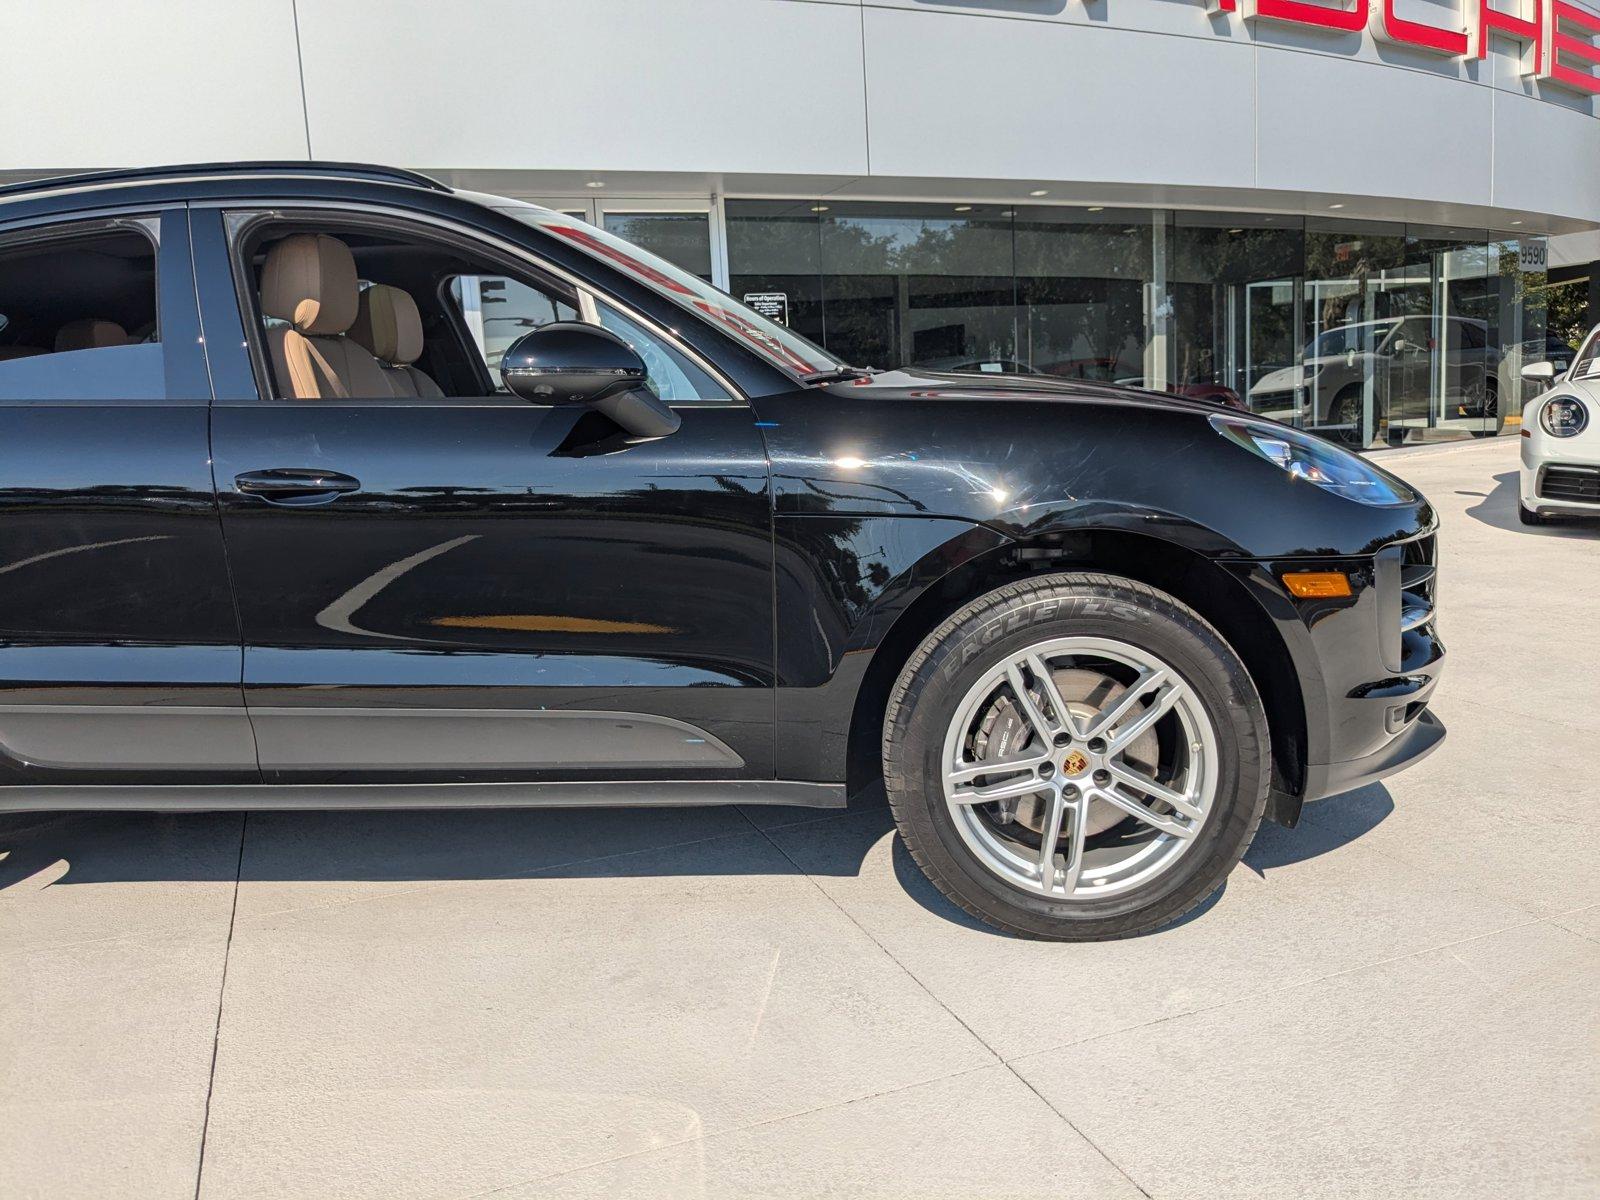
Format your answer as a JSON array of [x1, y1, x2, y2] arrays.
[[1302, 221, 1407, 448], [1398, 227, 1494, 443], [1168, 212, 1301, 419]]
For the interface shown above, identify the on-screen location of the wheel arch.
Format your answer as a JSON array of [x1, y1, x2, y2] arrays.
[[847, 527, 1310, 826]]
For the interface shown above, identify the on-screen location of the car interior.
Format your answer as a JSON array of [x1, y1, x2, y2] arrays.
[[0, 227, 158, 363], [238, 221, 580, 402]]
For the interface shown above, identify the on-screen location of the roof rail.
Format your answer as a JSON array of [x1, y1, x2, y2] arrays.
[[0, 161, 450, 200]]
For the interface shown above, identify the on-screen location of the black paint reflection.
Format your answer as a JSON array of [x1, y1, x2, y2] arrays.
[[0, 407, 240, 670], [212, 401, 777, 776], [754, 371, 1437, 561]]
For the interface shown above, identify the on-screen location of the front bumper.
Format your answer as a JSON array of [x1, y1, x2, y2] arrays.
[[1519, 396, 1600, 515], [1520, 459, 1600, 516], [1224, 525, 1446, 821], [1303, 707, 1445, 801]]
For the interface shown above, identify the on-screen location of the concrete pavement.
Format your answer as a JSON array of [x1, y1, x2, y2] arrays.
[[2, 436, 1596, 1199]]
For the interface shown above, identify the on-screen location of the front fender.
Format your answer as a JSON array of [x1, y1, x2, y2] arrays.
[[758, 389, 1433, 560], [772, 514, 1009, 781]]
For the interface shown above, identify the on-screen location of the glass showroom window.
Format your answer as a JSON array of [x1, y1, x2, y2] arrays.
[[601, 212, 714, 282], [727, 202, 1160, 379], [725, 198, 1545, 444], [726, 199, 827, 351], [1169, 212, 1302, 415], [729, 200, 1018, 373], [1014, 208, 1155, 386], [1297, 219, 1407, 447], [819, 203, 1017, 372], [1491, 232, 1558, 427], [1393, 226, 1494, 445]]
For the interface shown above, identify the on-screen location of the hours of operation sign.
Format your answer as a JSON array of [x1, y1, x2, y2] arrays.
[[743, 292, 789, 326]]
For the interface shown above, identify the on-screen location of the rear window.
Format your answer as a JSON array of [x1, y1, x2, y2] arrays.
[[0, 222, 163, 402]]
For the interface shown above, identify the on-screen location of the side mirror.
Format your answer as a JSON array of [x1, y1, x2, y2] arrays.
[[1521, 361, 1557, 384], [500, 322, 680, 438]]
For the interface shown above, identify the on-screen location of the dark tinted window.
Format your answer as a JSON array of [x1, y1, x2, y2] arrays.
[[0, 223, 163, 402], [1573, 329, 1600, 379]]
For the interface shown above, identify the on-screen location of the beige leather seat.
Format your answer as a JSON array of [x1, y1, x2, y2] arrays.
[[348, 284, 443, 399], [259, 233, 391, 399], [55, 319, 129, 352]]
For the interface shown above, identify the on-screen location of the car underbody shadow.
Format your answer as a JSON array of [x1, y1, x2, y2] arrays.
[[891, 783, 1398, 938], [0, 800, 878, 894], [1466, 470, 1600, 537], [0, 782, 1397, 939]]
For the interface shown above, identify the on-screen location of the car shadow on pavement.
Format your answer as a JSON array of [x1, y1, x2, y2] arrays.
[[0, 783, 1396, 937], [1464, 470, 1600, 537], [0, 802, 886, 893], [887, 783, 1397, 937]]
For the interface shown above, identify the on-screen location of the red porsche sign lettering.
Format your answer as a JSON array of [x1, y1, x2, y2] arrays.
[[1203, 0, 1598, 94]]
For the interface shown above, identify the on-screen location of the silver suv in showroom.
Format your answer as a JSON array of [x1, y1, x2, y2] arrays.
[[1250, 315, 1499, 443]]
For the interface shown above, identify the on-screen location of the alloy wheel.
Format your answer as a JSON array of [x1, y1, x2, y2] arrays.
[[940, 636, 1219, 900]]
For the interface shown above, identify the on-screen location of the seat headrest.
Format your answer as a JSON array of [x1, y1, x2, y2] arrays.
[[349, 284, 424, 365], [260, 233, 359, 335], [55, 319, 129, 352]]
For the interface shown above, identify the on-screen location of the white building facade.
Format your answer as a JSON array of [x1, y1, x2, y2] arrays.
[[7, 0, 1600, 442]]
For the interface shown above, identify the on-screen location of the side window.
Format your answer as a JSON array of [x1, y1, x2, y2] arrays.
[[445, 275, 729, 402], [238, 218, 733, 405], [240, 221, 584, 402], [0, 222, 163, 402], [1394, 318, 1429, 352], [449, 274, 579, 378], [595, 303, 730, 403]]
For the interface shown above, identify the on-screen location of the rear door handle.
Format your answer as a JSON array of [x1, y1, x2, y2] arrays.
[[234, 468, 361, 501]]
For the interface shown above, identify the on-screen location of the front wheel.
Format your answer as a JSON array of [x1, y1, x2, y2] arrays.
[[1328, 386, 1365, 447], [882, 573, 1270, 940], [1470, 381, 1500, 438]]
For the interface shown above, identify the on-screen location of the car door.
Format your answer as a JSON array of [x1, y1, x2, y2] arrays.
[[0, 207, 254, 784], [1385, 317, 1431, 431], [190, 207, 774, 783]]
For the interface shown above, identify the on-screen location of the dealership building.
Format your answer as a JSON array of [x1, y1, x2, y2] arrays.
[[8, 0, 1600, 444]]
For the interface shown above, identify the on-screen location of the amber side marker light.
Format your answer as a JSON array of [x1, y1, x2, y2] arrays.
[[1282, 571, 1353, 599]]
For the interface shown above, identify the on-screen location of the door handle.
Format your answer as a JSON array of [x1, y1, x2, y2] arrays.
[[234, 468, 361, 501]]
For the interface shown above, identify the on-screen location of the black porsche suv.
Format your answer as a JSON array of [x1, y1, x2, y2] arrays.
[[0, 162, 1444, 939]]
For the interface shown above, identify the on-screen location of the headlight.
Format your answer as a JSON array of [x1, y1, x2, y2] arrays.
[[1540, 396, 1589, 438], [1210, 415, 1414, 506]]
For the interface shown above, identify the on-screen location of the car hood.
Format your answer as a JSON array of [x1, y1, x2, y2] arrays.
[[1250, 356, 1365, 395], [826, 367, 1219, 416], [756, 368, 1435, 561]]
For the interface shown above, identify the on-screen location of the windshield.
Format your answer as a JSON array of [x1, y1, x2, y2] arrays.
[[1307, 322, 1394, 359], [1571, 327, 1600, 380], [499, 205, 846, 379]]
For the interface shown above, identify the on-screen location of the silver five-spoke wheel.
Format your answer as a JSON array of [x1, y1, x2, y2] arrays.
[[940, 636, 1219, 901]]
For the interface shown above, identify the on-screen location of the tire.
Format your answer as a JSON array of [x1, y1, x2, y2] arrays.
[[882, 573, 1270, 941], [1518, 501, 1546, 526], [1328, 386, 1364, 447], [1470, 382, 1500, 438]]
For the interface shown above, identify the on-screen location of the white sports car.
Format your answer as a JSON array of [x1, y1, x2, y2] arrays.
[[1519, 324, 1600, 526]]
